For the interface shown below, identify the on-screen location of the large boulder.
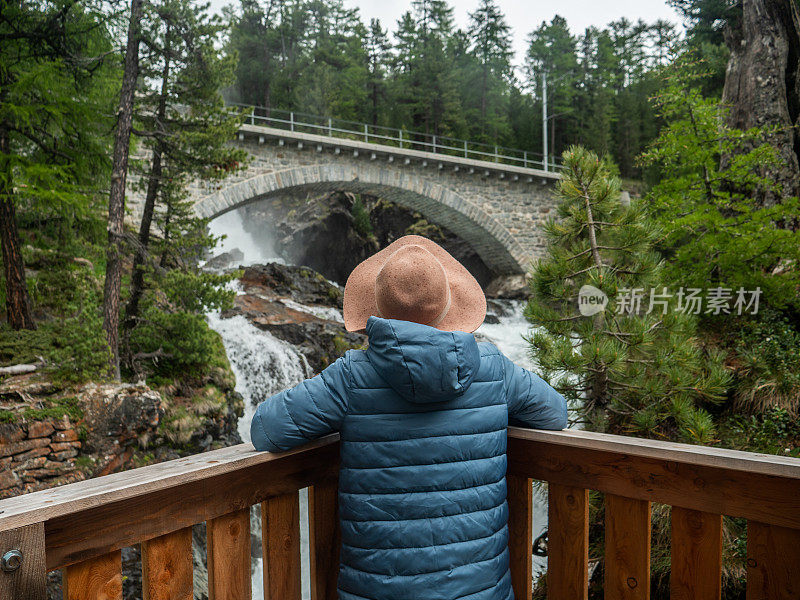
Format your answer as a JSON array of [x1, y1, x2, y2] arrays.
[[79, 382, 163, 456], [222, 262, 365, 373]]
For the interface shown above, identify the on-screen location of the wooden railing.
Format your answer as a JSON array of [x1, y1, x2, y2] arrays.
[[506, 427, 800, 600], [0, 428, 798, 599]]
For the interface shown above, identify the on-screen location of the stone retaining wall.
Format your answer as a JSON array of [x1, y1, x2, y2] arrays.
[[0, 415, 82, 498]]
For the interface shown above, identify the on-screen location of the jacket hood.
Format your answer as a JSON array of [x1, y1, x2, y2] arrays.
[[365, 317, 481, 404]]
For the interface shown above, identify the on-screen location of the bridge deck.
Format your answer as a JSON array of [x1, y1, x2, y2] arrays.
[[237, 123, 562, 183], [1, 428, 799, 599]]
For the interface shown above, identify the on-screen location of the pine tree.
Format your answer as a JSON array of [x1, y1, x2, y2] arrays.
[[0, 0, 116, 331], [525, 17, 579, 163], [293, 0, 368, 119], [104, 0, 144, 379], [365, 19, 391, 126], [390, 0, 463, 137], [227, 0, 308, 111], [122, 0, 247, 358], [465, 0, 512, 144], [127, 174, 236, 376], [526, 146, 729, 442]]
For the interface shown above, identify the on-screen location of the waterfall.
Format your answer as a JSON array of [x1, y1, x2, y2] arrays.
[[206, 209, 283, 267], [205, 313, 311, 443]]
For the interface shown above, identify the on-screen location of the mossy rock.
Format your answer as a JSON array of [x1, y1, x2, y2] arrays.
[[0, 395, 84, 424]]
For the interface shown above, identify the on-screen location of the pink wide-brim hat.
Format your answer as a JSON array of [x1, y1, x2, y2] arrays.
[[343, 235, 486, 333]]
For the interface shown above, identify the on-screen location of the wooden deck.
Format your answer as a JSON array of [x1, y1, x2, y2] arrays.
[[0, 428, 798, 599]]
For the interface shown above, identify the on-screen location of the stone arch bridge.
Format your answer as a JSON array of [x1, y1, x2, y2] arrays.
[[129, 118, 561, 275]]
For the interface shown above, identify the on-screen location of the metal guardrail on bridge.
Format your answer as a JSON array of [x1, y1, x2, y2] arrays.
[[229, 102, 563, 172]]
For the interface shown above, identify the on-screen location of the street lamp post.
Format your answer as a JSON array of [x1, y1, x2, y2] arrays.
[[541, 71, 571, 172], [542, 70, 548, 172]]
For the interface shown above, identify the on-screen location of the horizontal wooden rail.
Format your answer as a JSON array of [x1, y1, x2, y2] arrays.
[[0, 434, 339, 570], [506, 427, 800, 529]]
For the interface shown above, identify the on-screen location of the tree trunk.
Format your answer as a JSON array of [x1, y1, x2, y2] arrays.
[[722, 0, 800, 204], [122, 146, 162, 333], [123, 28, 171, 334], [0, 125, 35, 331], [102, 0, 143, 380]]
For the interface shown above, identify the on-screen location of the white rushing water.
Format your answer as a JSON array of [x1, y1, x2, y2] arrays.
[[206, 209, 284, 267], [205, 210, 550, 596]]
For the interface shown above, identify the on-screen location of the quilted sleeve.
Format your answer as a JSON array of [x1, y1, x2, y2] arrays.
[[502, 354, 567, 430], [250, 355, 350, 452]]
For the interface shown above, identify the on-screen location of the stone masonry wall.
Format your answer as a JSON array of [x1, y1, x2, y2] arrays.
[[0, 416, 82, 498]]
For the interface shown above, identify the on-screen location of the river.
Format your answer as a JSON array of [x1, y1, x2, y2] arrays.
[[206, 210, 549, 599]]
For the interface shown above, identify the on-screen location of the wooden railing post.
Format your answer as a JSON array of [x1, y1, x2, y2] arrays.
[[507, 474, 533, 600], [64, 550, 122, 600], [262, 492, 301, 600], [746, 521, 800, 600], [208, 508, 251, 600], [605, 494, 651, 600], [142, 528, 193, 600], [548, 483, 589, 600], [670, 507, 722, 600], [0, 523, 47, 600], [309, 478, 340, 600]]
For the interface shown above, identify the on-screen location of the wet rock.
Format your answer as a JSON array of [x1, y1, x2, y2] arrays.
[[0, 437, 50, 458], [0, 470, 19, 490], [238, 263, 343, 308], [27, 420, 55, 438], [205, 247, 245, 270], [260, 319, 366, 373], [486, 274, 529, 300], [0, 423, 25, 445], [222, 262, 365, 373]]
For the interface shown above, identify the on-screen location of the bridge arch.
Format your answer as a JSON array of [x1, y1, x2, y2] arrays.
[[194, 164, 528, 274]]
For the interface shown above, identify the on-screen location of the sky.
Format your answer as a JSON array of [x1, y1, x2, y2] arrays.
[[208, 0, 685, 66]]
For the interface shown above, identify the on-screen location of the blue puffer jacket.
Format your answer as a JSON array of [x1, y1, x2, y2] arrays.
[[251, 316, 567, 600]]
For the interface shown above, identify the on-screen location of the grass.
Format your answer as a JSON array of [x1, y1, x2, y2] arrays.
[[0, 396, 85, 424]]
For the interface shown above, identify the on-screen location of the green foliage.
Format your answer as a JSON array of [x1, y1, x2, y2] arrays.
[[126, 255, 235, 378], [668, 0, 735, 93], [639, 55, 800, 311], [350, 196, 374, 239], [731, 309, 800, 414], [130, 309, 225, 375], [134, 0, 247, 184], [0, 262, 111, 384], [0, 0, 117, 212], [25, 396, 84, 422], [526, 146, 730, 442], [719, 407, 800, 457], [0, 395, 83, 424]]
